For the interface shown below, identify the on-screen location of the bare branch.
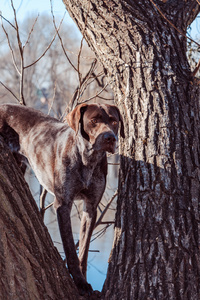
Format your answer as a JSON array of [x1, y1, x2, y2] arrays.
[[77, 59, 98, 103], [95, 190, 118, 229], [88, 71, 105, 87], [73, 202, 82, 221], [192, 58, 200, 77], [40, 188, 48, 220], [24, 15, 64, 69], [0, 15, 20, 75], [83, 81, 112, 103], [44, 202, 54, 211], [65, 58, 98, 114], [11, 0, 25, 105], [0, 12, 16, 30], [11, 0, 23, 56], [96, 95, 114, 101], [77, 0, 91, 89], [90, 224, 111, 243], [48, 81, 57, 116], [0, 81, 20, 102], [98, 221, 115, 225], [23, 14, 39, 49], [50, 1, 78, 73]]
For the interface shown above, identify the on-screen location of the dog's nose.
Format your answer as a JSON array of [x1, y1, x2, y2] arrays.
[[103, 132, 116, 143]]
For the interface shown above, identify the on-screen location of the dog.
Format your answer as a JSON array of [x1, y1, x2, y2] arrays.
[[0, 103, 125, 294]]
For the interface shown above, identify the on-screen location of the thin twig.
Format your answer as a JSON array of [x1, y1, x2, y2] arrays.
[[44, 202, 54, 210], [11, 0, 25, 105], [97, 221, 115, 225], [77, 36, 84, 86], [95, 190, 118, 228], [86, 71, 105, 88], [83, 81, 112, 103], [73, 202, 82, 221], [1, 15, 21, 75], [192, 58, 200, 77], [23, 14, 39, 49], [50, 0, 78, 73], [77, 58, 98, 103], [11, 0, 23, 57], [0, 12, 16, 30], [97, 96, 114, 101], [48, 81, 57, 115], [24, 15, 64, 69], [0, 81, 19, 102], [77, 0, 91, 91], [65, 58, 98, 114], [90, 224, 111, 243], [40, 188, 48, 220]]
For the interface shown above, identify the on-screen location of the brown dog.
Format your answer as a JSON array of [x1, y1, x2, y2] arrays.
[[0, 103, 124, 294]]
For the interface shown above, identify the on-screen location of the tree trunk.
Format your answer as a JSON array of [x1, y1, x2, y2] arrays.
[[63, 1, 200, 299], [0, 137, 80, 300]]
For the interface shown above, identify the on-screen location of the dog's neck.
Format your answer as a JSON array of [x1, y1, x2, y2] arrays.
[[75, 133, 106, 189], [76, 133, 106, 167]]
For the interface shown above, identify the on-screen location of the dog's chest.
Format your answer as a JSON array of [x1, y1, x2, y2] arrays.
[[80, 165, 96, 189]]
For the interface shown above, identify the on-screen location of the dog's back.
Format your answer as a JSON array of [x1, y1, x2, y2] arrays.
[[0, 104, 73, 193]]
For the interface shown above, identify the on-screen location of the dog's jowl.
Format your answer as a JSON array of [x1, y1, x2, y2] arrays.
[[0, 103, 124, 295]]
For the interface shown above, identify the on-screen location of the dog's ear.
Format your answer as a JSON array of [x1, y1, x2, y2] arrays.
[[113, 106, 125, 138], [66, 104, 88, 134]]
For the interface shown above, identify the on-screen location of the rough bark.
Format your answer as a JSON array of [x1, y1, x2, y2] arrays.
[[62, 0, 200, 299], [0, 137, 80, 300]]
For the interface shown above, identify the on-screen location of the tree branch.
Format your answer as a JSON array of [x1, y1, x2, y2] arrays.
[[24, 15, 64, 69], [0, 15, 21, 76], [0, 12, 16, 30], [11, 0, 25, 105], [0, 81, 19, 102], [50, 0, 78, 73]]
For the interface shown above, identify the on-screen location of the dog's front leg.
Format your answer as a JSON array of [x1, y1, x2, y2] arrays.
[[79, 207, 97, 278], [56, 202, 92, 295]]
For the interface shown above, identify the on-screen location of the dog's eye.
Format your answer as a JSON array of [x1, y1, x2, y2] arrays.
[[112, 120, 117, 126], [91, 118, 97, 125]]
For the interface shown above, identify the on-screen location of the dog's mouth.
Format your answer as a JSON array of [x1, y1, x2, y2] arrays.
[[102, 139, 116, 153]]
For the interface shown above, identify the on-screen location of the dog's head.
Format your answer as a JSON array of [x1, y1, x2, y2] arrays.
[[66, 103, 125, 153]]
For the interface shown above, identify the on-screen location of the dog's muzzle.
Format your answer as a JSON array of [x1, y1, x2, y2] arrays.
[[103, 131, 116, 144], [92, 131, 117, 153], [101, 131, 117, 153]]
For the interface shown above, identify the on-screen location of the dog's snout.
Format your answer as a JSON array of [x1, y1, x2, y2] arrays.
[[103, 132, 116, 143]]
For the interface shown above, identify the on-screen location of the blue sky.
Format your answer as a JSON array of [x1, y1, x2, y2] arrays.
[[1, 0, 68, 22]]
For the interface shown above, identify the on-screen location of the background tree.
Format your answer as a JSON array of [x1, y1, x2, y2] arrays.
[[62, 0, 200, 299]]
